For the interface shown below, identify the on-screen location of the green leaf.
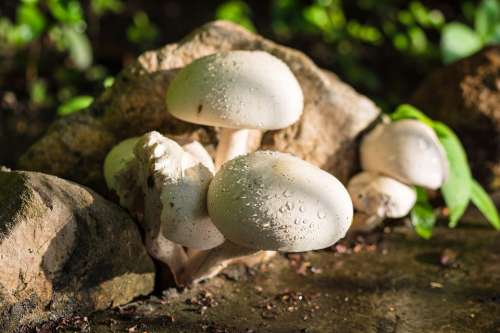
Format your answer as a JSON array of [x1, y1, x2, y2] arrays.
[[63, 27, 92, 70], [127, 11, 159, 46], [411, 202, 437, 239], [432, 122, 472, 227], [48, 0, 84, 24], [491, 24, 500, 43], [441, 22, 483, 64], [91, 0, 124, 16], [470, 179, 500, 230], [30, 79, 48, 105], [216, 1, 256, 32], [390, 104, 434, 128], [17, 3, 46, 37], [58, 95, 93, 116], [475, 0, 500, 41]]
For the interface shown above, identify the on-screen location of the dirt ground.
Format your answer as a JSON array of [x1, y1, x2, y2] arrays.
[[33, 224, 500, 333]]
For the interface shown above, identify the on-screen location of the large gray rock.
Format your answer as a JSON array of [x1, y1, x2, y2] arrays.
[[0, 170, 155, 331], [18, 21, 380, 192], [412, 46, 500, 191]]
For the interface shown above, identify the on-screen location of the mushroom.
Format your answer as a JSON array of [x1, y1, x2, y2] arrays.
[[347, 171, 417, 232], [104, 136, 140, 194], [360, 119, 448, 190], [104, 132, 224, 282], [182, 140, 215, 173], [178, 151, 353, 284], [103, 137, 143, 210], [166, 50, 304, 170], [133, 132, 224, 251]]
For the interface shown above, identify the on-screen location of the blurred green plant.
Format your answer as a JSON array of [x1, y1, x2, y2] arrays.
[[216, 0, 256, 32], [57, 95, 93, 116], [0, 0, 160, 117], [441, 0, 500, 64], [0, 0, 94, 68], [391, 104, 500, 238], [127, 11, 159, 47], [216, 0, 449, 107]]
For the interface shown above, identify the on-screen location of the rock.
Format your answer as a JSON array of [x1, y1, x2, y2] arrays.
[[0, 170, 155, 331], [35, 225, 500, 332], [411, 46, 500, 191], [18, 21, 380, 193]]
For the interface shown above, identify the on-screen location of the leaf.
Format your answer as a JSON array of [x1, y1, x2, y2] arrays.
[[58, 95, 93, 116], [470, 179, 500, 230], [432, 122, 472, 227], [474, 0, 500, 41], [216, 1, 256, 32], [441, 22, 483, 64], [63, 27, 92, 70], [126, 11, 159, 46], [411, 202, 437, 239], [17, 3, 46, 37], [48, 0, 84, 24], [389, 104, 434, 128]]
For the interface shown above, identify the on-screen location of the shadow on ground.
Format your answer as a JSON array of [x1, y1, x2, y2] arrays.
[[37, 225, 500, 333]]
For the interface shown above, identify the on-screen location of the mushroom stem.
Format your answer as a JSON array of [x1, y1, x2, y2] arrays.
[[144, 233, 189, 284], [178, 241, 269, 285], [348, 212, 385, 233], [214, 128, 261, 170]]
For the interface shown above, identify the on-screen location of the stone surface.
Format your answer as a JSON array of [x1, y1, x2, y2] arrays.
[[34, 225, 500, 333], [18, 20, 379, 193], [0, 170, 155, 331], [411, 46, 500, 191]]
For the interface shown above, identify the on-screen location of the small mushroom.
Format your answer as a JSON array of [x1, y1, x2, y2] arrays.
[[103, 136, 140, 193], [360, 119, 448, 190], [347, 171, 417, 232], [179, 151, 353, 284], [103, 137, 143, 211], [134, 132, 225, 251], [166, 50, 303, 169], [104, 132, 224, 282], [182, 140, 215, 174], [348, 171, 417, 218]]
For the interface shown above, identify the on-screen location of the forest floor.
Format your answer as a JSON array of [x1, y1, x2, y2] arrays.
[[34, 225, 500, 333]]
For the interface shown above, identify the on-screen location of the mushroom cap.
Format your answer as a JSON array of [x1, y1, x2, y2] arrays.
[[207, 151, 353, 252], [182, 141, 215, 173], [360, 119, 449, 190], [135, 132, 224, 250], [103, 137, 140, 191], [348, 171, 416, 218], [166, 50, 304, 130]]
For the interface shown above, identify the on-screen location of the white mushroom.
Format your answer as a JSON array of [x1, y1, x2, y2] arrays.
[[103, 132, 224, 282], [347, 171, 417, 232], [103, 137, 143, 211], [348, 171, 417, 218], [134, 132, 224, 251], [360, 119, 448, 190], [179, 151, 353, 284], [166, 51, 304, 170], [103, 137, 139, 192], [182, 140, 215, 174]]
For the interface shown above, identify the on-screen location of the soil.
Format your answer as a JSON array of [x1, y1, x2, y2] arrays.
[[31, 224, 500, 333]]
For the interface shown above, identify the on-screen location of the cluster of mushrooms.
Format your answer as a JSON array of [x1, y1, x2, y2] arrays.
[[348, 118, 449, 231], [103, 50, 449, 285]]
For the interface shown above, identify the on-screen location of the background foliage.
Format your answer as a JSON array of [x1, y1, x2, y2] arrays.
[[0, 0, 499, 236], [1, 1, 498, 121]]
